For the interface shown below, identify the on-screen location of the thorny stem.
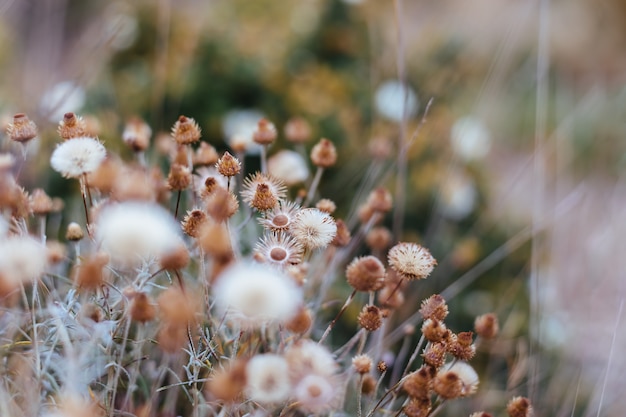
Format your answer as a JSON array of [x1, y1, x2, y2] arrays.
[[319, 289, 357, 345]]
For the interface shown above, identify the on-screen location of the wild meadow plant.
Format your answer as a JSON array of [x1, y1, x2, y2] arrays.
[[0, 111, 535, 417]]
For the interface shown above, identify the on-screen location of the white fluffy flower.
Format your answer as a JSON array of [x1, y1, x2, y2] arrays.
[[0, 235, 47, 294], [285, 339, 339, 379], [375, 79, 419, 122], [443, 361, 479, 396], [95, 201, 181, 265], [440, 171, 477, 220], [450, 116, 491, 161], [213, 261, 302, 328], [293, 374, 340, 414], [246, 354, 291, 403], [268, 150, 310, 185], [222, 109, 265, 155], [50, 136, 106, 178], [387, 242, 437, 280], [290, 208, 337, 250]]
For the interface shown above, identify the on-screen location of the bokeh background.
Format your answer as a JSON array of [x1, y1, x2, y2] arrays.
[[1, 0, 626, 415]]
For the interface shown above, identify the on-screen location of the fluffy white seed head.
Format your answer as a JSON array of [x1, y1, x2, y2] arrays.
[[444, 361, 479, 396], [293, 374, 340, 414], [0, 235, 47, 294], [388, 242, 437, 280], [95, 201, 182, 265], [268, 150, 310, 185], [213, 262, 302, 328], [290, 208, 337, 250], [50, 136, 106, 178], [245, 354, 291, 404]]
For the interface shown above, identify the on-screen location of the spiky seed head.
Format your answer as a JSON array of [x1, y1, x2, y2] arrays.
[[422, 319, 449, 343], [506, 396, 534, 417], [419, 294, 449, 321], [159, 243, 190, 270], [193, 141, 219, 166], [167, 163, 192, 191], [422, 341, 447, 369], [315, 198, 336, 214], [475, 313, 499, 339], [352, 354, 373, 374], [388, 242, 437, 280], [433, 371, 463, 399], [346, 256, 386, 292], [285, 305, 312, 334], [129, 291, 156, 323], [365, 226, 392, 251], [171, 115, 201, 145], [6, 113, 37, 143], [366, 187, 393, 212], [216, 151, 241, 177], [58, 112, 87, 140], [252, 118, 277, 145], [403, 398, 432, 417], [181, 209, 207, 238], [205, 187, 239, 222], [403, 366, 434, 400], [358, 305, 382, 331], [310, 138, 337, 168], [291, 208, 337, 250]]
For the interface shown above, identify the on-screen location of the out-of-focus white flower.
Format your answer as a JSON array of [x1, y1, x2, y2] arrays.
[[293, 374, 341, 414], [0, 235, 47, 294], [104, 4, 139, 51], [443, 361, 479, 396], [450, 116, 491, 161], [440, 170, 477, 220], [222, 109, 264, 155], [246, 354, 291, 403], [285, 339, 339, 379], [193, 166, 229, 196], [50, 136, 106, 178], [254, 233, 303, 266], [290, 208, 337, 250], [375, 80, 419, 122], [213, 261, 302, 328], [95, 201, 182, 265], [39, 81, 86, 122], [268, 150, 310, 185]]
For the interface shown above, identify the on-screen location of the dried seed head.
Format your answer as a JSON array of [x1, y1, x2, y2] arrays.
[[268, 149, 310, 185], [377, 361, 388, 373], [259, 201, 300, 232], [122, 117, 151, 152], [157, 286, 199, 326], [30, 188, 53, 215], [422, 319, 449, 343], [403, 398, 432, 417], [448, 332, 476, 361], [419, 294, 449, 321], [378, 283, 405, 309], [358, 304, 383, 331], [366, 187, 393, 212], [172, 144, 190, 166], [205, 187, 239, 222], [315, 198, 336, 214], [0, 236, 47, 296], [171, 115, 201, 145], [110, 165, 158, 202], [346, 255, 386, 292], [284, 117, 312, 143], [445, 361, 479, 397], [310, 138, 337, 168], [242, 172, 286, 211], [159, 243, 190, 270], [433, 371, 463, 399], [475, 313, 499, 339], [181, 209, 207, 238], [252, 118, 277, 145], [167, 163, 192, 191], [403, 366, 434, 400], [331, 218, 351, 247], [365, 226, 393, 251], [352, 354, 373, 374], [6, 113, 38, 143], [72, 252, 109, 290], [245, 354, 291, 404], [285, 262, 309, 286], [216, 151, 241, 177], [206, 359, 248, 403], [285, 305, 312, 334], [66, 222, 84, 241], [291, 208, 337, 250], [422, 341, 447, 369], [254, 233, 303, 266], [58, 112, 87, 140], [506, 396, 534, 417], [88, 157, 120, 194], [388, 242, 437, 280], [50, 136, 107, 178], [193, 141, 219, 166], [129, 291, 156, 323]]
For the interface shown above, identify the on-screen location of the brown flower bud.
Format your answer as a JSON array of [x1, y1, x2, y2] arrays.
[[315, 198, 336, 214], [123, 117, 151, 152], [167, 163, 192, 191], [419, 294, 449, 321], [433, 371, 463, 399], [58, 112, 86, 140], [198, 221, 232, 260], [422, 342, 447, 369], [448, 332, 476, 361], [310, 138, 337, 168], [252, 118, 277, 145], [30, 188, 53, 215], [358, 305, 382, 331], [403, 398, 431, 417], [403, 366, 434, 400], [159, 244, 190, 270], [361, 374, 377, 395], [365, 226, 392, 251], [181, 209, 207, 238], [285, 306, 312, 334], [331, 219, 351, 247], [193, 142, 218, 166], [422, 319, 449, 343], [284, 117, 312, 143], [346, 256, 386, 292], [66, 222, 84, 241], [475, 313, 499, 339], [129, 292, 156, 323], [171, 115, 201, 145], [366, 187, 393, 213], [205, 359, 247, 403], [6, 113, 37, 143], [377, 361, 388, 373], [378, 284, 405, 309], [205, 187, 239, 222], [216, 151, 241, 177], [250, 183, 277, 211], [507, 396, 534, 417], [72, 253, 109, 290]]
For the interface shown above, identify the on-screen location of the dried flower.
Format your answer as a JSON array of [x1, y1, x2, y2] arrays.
[[122, 117, 151, 152], [506, 396, 534, 417], [167, 163, 192, 191], [332, 218, 351, 246], [358, 305, 382, 331], [0, 235, 47, 296], [352, 354, 373, 374], [65, 222, 84, 241], [72, 252, 109, 290], [293, 374, 341, 414], [181, 208, 207, 238], [285, 306, 313, 334], [30, 188, 53, 215], [388, 242, 437, 280], [193, 142, 219, 166], [315, 198, 336, 214], [50, 136, 107, 178], [245, 354, 291, 403], [422, 341, 447, 369], [216, 151, 241, 177], [403, 397, 432, 417], [403, 366, 434, 400], [420, 294, 449, 321], [365, 226, 392, 251], [284, 117, 312, 143], [213, 262, 302, 328], [422, 319, 449, 343], [346, 256, 386, 292], [475, 313, 499, 339], [129, 291, 157, 323], [291, 208, 337, 250], [285, 339, 339, 379], [258, 201, 300, 232], [206, 360, 247, 403], [171, 115, 201, 145], [6, 113, 37, 143], [433, 370, 463, 399], [443, 361, 479, 397], [448, 331, 476, 361], [205, 187, 239, 222], [252, 118, 277, 145], [58, 112, 87, 140], [310, 138, 337, 168], [366, 187, 393, 212], [242, 172, 287, 211], [254, 233, 303, 266]]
